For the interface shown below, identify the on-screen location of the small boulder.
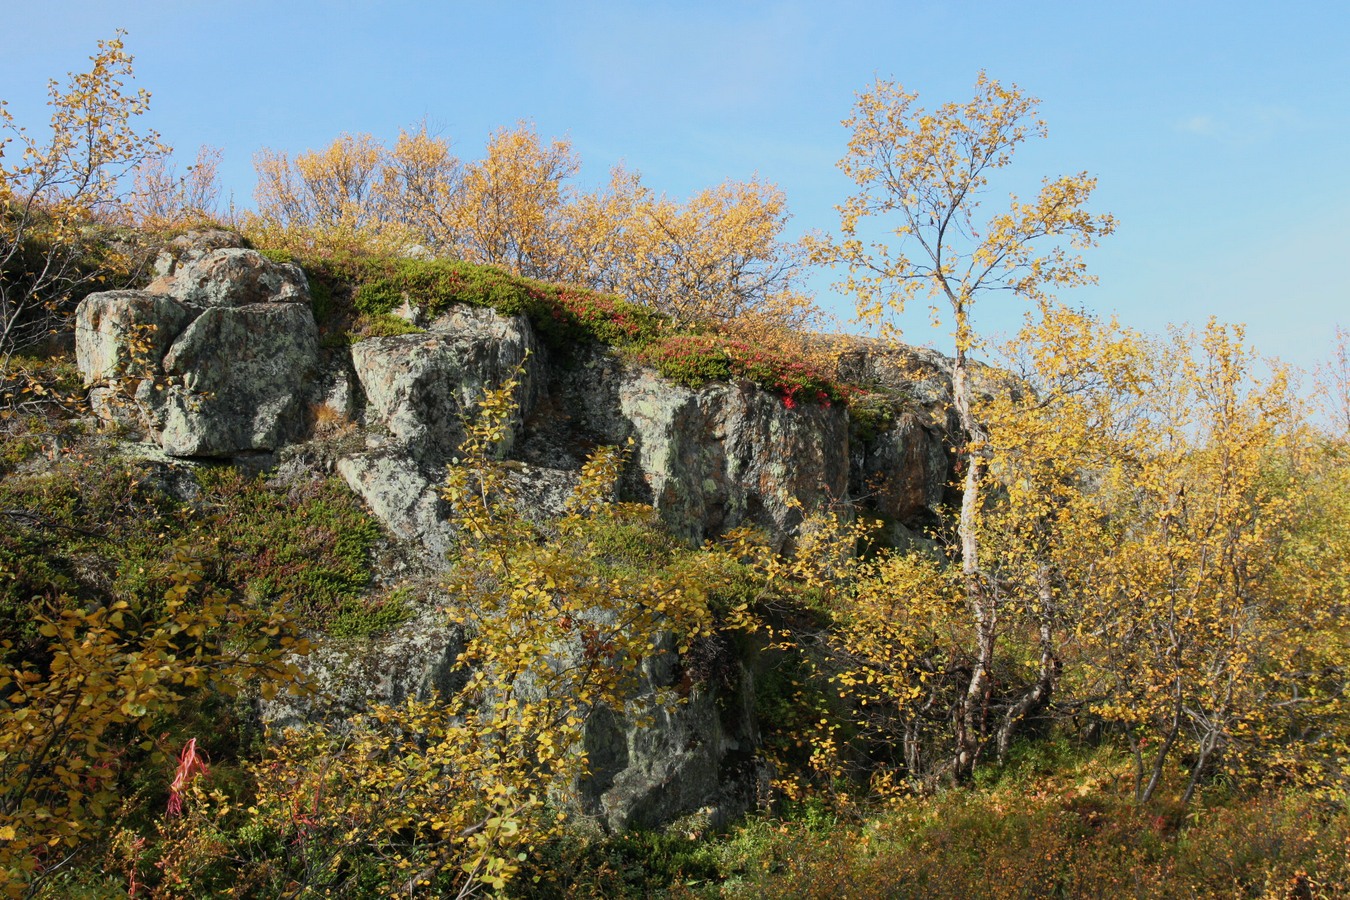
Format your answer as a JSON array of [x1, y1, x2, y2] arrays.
[[151, 302, 319, 456], [261, 609, 468, 730], [75, 290, 191, 422], [166, 247, 309, 308]]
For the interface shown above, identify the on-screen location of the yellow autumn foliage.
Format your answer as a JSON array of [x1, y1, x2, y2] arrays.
[[0, 32, 165, 359], [0, 556, 306, 898], [245, 122, 823, 345]]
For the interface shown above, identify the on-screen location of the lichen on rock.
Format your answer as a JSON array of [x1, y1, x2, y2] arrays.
[[76, 247, 320, 457]]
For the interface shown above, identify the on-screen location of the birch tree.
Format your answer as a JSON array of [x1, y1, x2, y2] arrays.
[[817, 73, 1115, 775]]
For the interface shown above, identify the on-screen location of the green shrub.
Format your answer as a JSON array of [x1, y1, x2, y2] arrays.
[[256, 248, 296, 265], [520, 826, 721, 899], [193, 468, 381, 626], [328, 585, 416, 638], [700, 785, 1350, 900], [637, 333, 734, 388], [306, 269, 336, 325], [0, 458, 184, 664], [583, 504, 682, 575], [349, 312, 426, 341], [348, 258, 664, 353], [0, 415, 49, 476], [0, 457, 384, 662], [636, 333, 845, 407]]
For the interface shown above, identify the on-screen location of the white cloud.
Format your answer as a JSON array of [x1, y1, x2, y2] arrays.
[[1178, 114, 1217, 136], [1174, 105, 1302, 145]]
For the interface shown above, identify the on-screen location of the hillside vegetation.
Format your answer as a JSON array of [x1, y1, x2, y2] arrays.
[[1, 34, 1349, 900]]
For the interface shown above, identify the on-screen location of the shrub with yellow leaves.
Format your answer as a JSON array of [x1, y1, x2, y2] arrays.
[[0, 554, 306, 898], [1, 32, 165, 363], [246, 122, 824, 347]]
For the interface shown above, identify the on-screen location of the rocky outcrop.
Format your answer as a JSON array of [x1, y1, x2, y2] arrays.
[[78, 248, 963, 833], [261, 608, 467, 730], [831, 338, 959, 544], [76, 246, 319, 457], [579, 637, 766, 831], [515, 349, 856, 548]]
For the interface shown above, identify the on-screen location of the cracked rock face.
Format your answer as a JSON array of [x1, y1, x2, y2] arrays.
[[853, 412, 952, 533], [615, 370, 852, 547], [261, 609, 468, 732], [75, 248, 319, 457], [76, 291, 192, 422], [152, 302, 318, 455], [578, 651, 767, 832], [336, 450, 454, 566], [349, 306, 540, 466], [164, 247, 310, 308]]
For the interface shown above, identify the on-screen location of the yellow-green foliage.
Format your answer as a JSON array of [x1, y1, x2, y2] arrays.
[[1, 33, 164, 358], [244, 123, 820, 342], [978, 313, 1350, 803], [704, 785, 1350, 900], [347, 311, 426, 341], [0, 557, 305, 897], [138, 373, 842, 897]]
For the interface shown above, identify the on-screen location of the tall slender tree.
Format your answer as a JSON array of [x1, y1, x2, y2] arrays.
[[817, 72, 1115, 775]]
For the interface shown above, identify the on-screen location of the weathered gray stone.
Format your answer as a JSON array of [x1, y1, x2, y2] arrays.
[[337, 451, 455, 567], [74, 290, 191, 422], [168, 228, 247, 257], [261, 608, 467, 730], [502, 462, 582, 522], [150, 302, 319, 456], [350, 305, 539, 465], [618, 370, 851, 547], [77, 248, 321, 458], [578, 634, 766, 831], [151, 230, 248, 280], [165, 247, 309, 308]]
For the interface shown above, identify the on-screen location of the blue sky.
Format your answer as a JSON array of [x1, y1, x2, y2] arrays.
[[4, 1, 1348, 370]]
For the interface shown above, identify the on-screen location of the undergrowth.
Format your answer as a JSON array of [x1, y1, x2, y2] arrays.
[[509, 775, 1350, 900], [0, 435, 386, 663], [192, 467, 382, 626]]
